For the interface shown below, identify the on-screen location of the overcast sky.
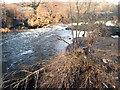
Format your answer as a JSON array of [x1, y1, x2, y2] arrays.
[[1, 0, 120, 4]]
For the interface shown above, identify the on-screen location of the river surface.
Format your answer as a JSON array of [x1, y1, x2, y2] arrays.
[[2, 24, 73, 73]]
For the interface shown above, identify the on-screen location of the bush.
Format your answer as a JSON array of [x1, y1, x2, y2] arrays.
[[2, 4, 25, 29]]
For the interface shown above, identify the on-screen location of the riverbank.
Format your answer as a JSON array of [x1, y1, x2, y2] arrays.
[[1, 24, 52, 33], [1, 22, 120, 37], [2, 36, 120, 89], [1, 23, 120, 89]]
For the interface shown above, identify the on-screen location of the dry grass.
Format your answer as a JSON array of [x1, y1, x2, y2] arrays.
[[2, 44, 120, 89]]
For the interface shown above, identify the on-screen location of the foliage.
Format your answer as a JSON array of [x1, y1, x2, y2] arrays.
[[2, 3, 25, 29]]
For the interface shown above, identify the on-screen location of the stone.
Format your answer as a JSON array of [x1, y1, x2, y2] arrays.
[[102, 58, 112, 64]]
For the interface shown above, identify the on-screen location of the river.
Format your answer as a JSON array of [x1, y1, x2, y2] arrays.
[[2, 24, 73, 73]]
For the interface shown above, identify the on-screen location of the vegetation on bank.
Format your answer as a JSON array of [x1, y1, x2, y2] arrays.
[[1, 0, 120, 89], [1, 1, 119, 33], [2, 51, 120, 89]]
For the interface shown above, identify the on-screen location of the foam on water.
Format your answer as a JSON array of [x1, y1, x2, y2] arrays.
[[68, 22, 88, 26], [54, 25, 67, 30], [20, 50, 33, 55], [1, 28, 54, 45], [73, 30, 91, 38], [106, 21, 115, 26], [111, 35, 119, 38]]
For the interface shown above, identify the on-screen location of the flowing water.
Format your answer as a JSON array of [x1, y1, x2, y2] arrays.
[[2, 24, 73, 73]]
